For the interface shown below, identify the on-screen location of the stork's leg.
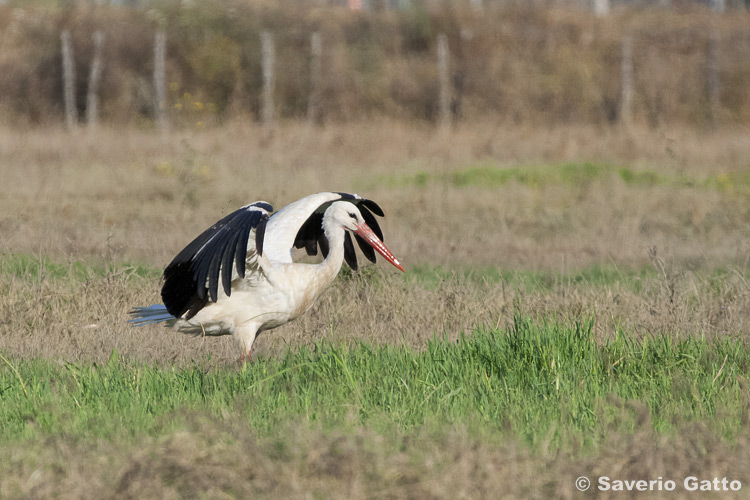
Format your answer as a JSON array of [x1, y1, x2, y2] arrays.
[[238, 348, 252, 364], [234, 323, 259, 365]]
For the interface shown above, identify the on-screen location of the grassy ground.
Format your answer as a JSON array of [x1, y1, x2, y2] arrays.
[[3, 316, 749, 443], [2, 317, 750, 498], [1, 122, 750, 498]]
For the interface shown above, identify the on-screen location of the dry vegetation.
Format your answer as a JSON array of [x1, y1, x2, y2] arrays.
[[1, 119, 750, 497], [3, 121, 750, 267], [1, 121, 750, 362], [3, 416, 749, 500]]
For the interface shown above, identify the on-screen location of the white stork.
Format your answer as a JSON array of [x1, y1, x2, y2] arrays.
[[129, 192, 404, 360]]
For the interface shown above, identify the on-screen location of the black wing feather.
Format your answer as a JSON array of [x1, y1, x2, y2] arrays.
[[206, 237, 225, 302], [253, 201, 273, 212], [235, 220, 253, 276], [335, 193, 384, 218], [162, 261, 197, 316], [358, 206, 383, 241], [294, 213, 324, 256], [334, 192, 357, 201], [354, 234, 377, 263], [193, 242, 217, 300], [343, 232, 358, 270], [304, 239, 318, 256], [254, 218, 267, 258], [161, 202, 271, 319], [221, 229, 243, 296], [360, 198, 384, 217], [318, 234, 329, 258]]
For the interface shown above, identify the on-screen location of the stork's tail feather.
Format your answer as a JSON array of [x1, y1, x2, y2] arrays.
[[128, 304, 175, 326]]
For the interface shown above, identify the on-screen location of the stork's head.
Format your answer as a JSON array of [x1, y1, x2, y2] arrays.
[[327, 201, 405, 272], [329, 201, 367, 232]]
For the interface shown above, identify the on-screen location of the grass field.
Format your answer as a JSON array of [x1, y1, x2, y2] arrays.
[[2, 316, 750, 498], [2, 122, 750, 498]]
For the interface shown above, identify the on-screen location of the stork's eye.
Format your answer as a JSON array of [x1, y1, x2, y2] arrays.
[[348, 212, 357, 219]]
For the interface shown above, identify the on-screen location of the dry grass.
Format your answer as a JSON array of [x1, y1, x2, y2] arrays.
[[1, 122, 750, 363], [1, 121, 750, 268], [2, 415, 749, 500], [2, 256, 749, 365]]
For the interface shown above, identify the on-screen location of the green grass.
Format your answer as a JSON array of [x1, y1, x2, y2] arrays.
[[1, 316, 748, 449], [0, 253, 160, 282], [2, 251, 665, 293], [403, 263, 658, 292], [377, 161, 750, 192], [405, 263, 750, 294], [450, 162, 665, 188], [5, 251, 744, 297], [377, 162, 666, 189]]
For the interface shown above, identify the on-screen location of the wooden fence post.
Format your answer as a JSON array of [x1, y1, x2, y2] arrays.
[[308, 31, 322, 124], [86, 31, 104, 128], [594, 0, 609, 17], [261, 31, 275, 127], [61, 30, 76, 129], [449, 28, 472, 124], [620, 35, 633, 126], [708, 28, 720, 126], [436, 33, 450, 129], [154, 30, 167, 130]]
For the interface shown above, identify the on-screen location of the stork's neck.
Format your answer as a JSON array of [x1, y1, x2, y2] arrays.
[[274, 217, 347, 321], [318, 215, 346, 283]]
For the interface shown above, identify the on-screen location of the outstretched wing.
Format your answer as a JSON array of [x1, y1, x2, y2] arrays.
[[261, 192, 342, 264], [161, 201, 273, 319], [263, 192, 385, 271]]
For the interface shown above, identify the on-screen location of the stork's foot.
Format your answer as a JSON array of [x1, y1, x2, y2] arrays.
[[238, 349, 253, 365]]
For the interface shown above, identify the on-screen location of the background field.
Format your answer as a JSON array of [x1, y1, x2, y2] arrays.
[[1, 121, 750, 498]]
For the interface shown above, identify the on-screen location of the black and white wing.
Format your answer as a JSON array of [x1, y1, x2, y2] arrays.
[[262, 192, 385, 271], [161, 201, 273, 319]]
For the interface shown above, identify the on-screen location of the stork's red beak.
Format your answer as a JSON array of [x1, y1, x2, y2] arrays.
[[355, 223, 405, 272]]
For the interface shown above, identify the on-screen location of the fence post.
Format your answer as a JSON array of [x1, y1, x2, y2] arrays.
[[708, 29, 720, 126], [308, 31, 322, 124], [86, 31, 104, 128], [261, 31, 275, 127], [620, 35, 633, 126], [594, 0, 609, 17], [61, 30, 76, 129], [436, 33, 450, 129], [154, 30, 167, 130]]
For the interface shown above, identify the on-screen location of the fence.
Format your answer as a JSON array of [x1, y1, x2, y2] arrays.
[[6, 3, 748, 128]]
